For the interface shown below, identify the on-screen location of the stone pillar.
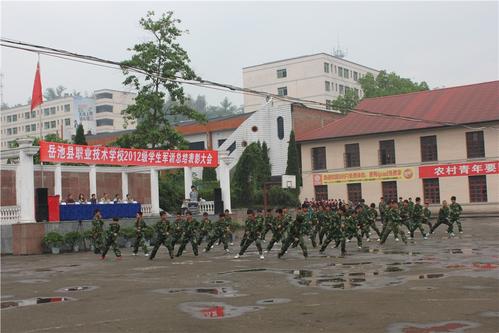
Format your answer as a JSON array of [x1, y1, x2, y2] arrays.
[[121, 168, 128, 199], [54, 163, 62, 198], [17, 139, 38, 223], [217, 153, 234, 213], [89, 165, 97, 197], [150, 168, 160, 215], [184, 167, 193, 200]]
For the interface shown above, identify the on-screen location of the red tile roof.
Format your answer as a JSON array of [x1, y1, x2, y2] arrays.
[[297, 81, 499, 142], [175, 113, 251, 135]]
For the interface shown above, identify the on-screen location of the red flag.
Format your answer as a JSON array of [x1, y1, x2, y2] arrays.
[[31, 62, 43, 111]]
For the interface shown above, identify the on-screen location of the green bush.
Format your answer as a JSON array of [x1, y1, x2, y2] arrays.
[[43, 232, 64, 247], [143, 225, 154, 240], [64, 231, 82, 247], [82, 230, 93, 241], [268, 187, 300, 208], [121, 227, 136, 240]]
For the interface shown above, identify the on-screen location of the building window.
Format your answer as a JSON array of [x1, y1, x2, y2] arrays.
[[339, 85, 344, 94], [44, 122, 50, 129], [466, 131, 485, 158], [379, 140, 396, 165], [25, 112, 30, 119], [311, 147, 326, 170], [217, 139, 226, 148], [277, 87, 288, 96], [344, 143, 360, 168], [353, 71, 358, 81], [324, 63, 330, 73], [227, 141, 236, 155], [469, 175, 487, 202], [338, 67, 343, 77], [347, 183, 362, 204], [12, 127, 17, 134], [7, 128, 12, 135], [65, 118, 71, 126], [96, 105, 113, 113], [50, 107, 56, 115], [96, 92, 113, 99], [277, 69, 287, 78], [382, 181, 398, 203], [31, 124, 36, 131], [423, 178, 440, 204], [325, 81, 331, 92], [12, 114, 17, 122], [343, 68, 349, 78], [96, 118, 114, 127], [277, 116, 284, 139], [188, 141, 205, 150], [354, 88, 359, 97], [326, 99, 332, 110], [25, 125, 30, 132], [44, 108, 50, 116], [64, 104, 71, 112], [31, 111, 36, 118], [420, 135, 438, 162], [334, 65, 337, 74], [50, 120, 56, 128], [314, 185, 328, 201]]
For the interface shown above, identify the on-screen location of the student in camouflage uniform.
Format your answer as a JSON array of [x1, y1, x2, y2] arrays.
[[380, 200, 408, 244], [365, 203, 381, 241], [149, 211, 174, 260], [409, 197, 427, 239], [101, 217, 122, 259], [399, 200, 411, 230], [422, 201, 433, 231], [319, 209, 342, 254], [278, 214, 308, 258], [449, 196, 464, 234], [170, 212, 184, 250], [319, 206, 332, 245], [204, 213, 230, 253], [132, 211, 149, 256], [224, 209, 235, 245], [261, 209, 274, 241], [378, 197, 387, 225], [91, 209, 104, 254], [346, 207, 363, 249], [291, 207, 310, 248], [176, 211, 199, 257], [234, 210, 264, 259], [265, 208, 287, 253], [430, 200, 453, 236], [308, 206, 320, 248], [197, 212, 212, 246]]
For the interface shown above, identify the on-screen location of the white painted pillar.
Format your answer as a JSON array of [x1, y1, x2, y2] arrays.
[[121, 168, 128, 199], [150, 168, 160, 215], [16, 139, 38, 223], [184, 167, 193, 200], [217, 153, 234, 213], [89, 165, 97, 197], [54, 163, 62, 198]]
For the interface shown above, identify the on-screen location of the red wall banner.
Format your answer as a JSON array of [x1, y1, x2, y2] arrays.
[[419, 161, 498, 178], [39, 141, 219, 168]]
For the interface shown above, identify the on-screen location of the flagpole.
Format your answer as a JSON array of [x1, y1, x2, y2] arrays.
[[37, 53, 44, 188]]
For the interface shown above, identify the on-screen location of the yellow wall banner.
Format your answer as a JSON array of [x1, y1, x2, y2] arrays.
[[313, 167, 415, 185]]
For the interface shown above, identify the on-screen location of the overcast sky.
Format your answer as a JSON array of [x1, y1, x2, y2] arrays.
[[1, 1, 497, 107]]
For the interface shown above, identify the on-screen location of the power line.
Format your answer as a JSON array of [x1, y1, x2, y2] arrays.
[[1, 38, 497, 131]]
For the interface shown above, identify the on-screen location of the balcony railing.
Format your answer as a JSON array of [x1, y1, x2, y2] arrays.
[[1, 206, 20, 225]]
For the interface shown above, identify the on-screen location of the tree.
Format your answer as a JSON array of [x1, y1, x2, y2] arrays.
[[116, 11, 206, 149], [285, 130, 301, 193], [205, 97, 243, 119], [159, 170, 184, 212], [331, 89, 360, 114], [261, 141, 271, 180], [73, 123, 87, 145], [202, 167, 217, 181], [32, 134, 68, 164], [231, 142, 266, 206], [359, 71, 429, 98], [44, 85, 67, 101]]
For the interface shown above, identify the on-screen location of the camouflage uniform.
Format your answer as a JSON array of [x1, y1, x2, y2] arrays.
[[450, 202, 463, 233], [319, 210, 342, 253], [91, 217, 104, 254], [380, 207, 408, 244], [261, 213, 274, 241], [345, 214, 363, 248], [197, 217, 213, 246], [379, 201, 387, 225], [237, 217, 263, 256], [422, 206, 433, 230], [308, 209, 320, 248], [430, 205, 453, 235], [133, 217, 149, 255], [409, 203, 426, 238], [278, 215, 308, 258], [176, 218, 199, 257], [205, 218, 230, 252], [149, 218, 174, 260], [101, 221, 121, 258], [266, 215, 286, 252], [365, 207, 381, 239]]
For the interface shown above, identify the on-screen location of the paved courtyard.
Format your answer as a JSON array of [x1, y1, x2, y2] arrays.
[[2, 217, 499, 333]]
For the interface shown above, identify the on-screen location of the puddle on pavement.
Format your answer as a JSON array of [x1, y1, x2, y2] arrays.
[[204, 280, 231, 285], [480, 311, 499, 318], [179, 302, 263, 319], [153, 287, 243, 298], [461, 285, 492, 290], [56, 286, 97, 292], [410, 286, 438, 291], [387, 320, 480, 333], [364, 249, 421, 255], [385, 266, 404, 272], [1, 297, 74, 310], [18, 279, 49, 284], [256, 298, 291, 305]]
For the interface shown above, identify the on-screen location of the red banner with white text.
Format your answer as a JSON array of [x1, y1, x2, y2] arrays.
[[39, 141, 219, 167], [418, 161, 498, 178]]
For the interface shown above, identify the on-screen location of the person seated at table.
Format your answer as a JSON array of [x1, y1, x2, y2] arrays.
[[100, 193, 110, 203], [90, 193, 97, 204], [113, 194, 121, 204], [125, 194, 134, 202], [78, 193, 86, 203], [66, 193, 75, 204]]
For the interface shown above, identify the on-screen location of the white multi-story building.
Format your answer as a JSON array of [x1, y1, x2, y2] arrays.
[[243, 53, 379, 113], [0, 89, 135, 150]]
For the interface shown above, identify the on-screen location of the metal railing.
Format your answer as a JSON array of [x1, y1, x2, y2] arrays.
[[0, 206, 20, 225]]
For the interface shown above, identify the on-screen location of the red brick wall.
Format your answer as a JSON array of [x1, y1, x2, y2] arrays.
[[291, 104, 344, 138], [61, 172, 89, 200], [34, 171, 55, 196], [1, 170, 16, 206], [96, 173, 122, 199], [128, 173, 151, 204]]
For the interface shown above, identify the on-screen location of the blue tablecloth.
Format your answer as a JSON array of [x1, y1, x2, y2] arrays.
[[59, 203, 141, 221]]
